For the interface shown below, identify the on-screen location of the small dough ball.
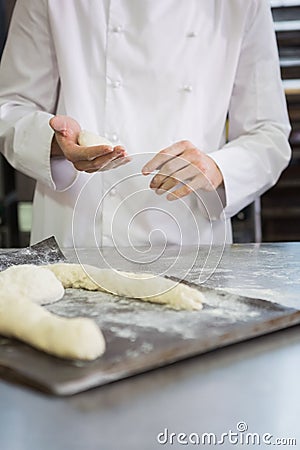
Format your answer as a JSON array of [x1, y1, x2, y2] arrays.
[[0, 265, 64, 305], [78, 130, 114, 147]]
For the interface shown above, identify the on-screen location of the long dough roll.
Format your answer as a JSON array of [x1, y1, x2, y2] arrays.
[[0, 294, 105, 360], [46, 263, 204, 311]]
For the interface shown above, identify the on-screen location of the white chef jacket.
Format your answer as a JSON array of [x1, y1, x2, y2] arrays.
[[0, 0, 291, 248]]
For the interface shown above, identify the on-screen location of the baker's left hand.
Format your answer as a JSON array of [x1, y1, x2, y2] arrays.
[[142, 140, 223, 200]]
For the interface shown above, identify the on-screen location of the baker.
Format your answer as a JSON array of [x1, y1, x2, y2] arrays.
[[0, 0, 291, 248]]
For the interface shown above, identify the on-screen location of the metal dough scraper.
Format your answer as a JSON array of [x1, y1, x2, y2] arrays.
[[0, 236, 66, 271]]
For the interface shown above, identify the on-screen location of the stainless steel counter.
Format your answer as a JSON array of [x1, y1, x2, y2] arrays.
[[0, 243, 300, 450]]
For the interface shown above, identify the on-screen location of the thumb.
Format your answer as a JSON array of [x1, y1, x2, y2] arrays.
[[49, 115, 81, 139]]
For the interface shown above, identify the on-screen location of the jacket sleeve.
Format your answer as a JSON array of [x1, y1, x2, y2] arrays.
[[0, 0, 78, 191], [209, 0, 291, 219]]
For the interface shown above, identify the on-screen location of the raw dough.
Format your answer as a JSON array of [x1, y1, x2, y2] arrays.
[[0, 264, 64, 305], [78, 130, 114, 147], [46, 263, 204, 311], [0, 261, 203, 361], [0, 296, 105, 360], [0, 265, 105, 360]]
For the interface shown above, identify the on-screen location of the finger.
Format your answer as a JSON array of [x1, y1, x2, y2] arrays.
[[167, 164, 199, 184], [49, 115, 81, 138], [85, 158, 130, 173], [113, 145, 126, 153], [142, 140, 195, 174], [76, 144, 127, 164], [155, 176, 179, 195], [82, 145, 127, 163], [166, 175, 205, 201], [154, 165, 199, 195], [150, 156, 190, 189], [74, 149, 125, 171], [100, 156, 132, 172], [110, 155, 132, 168], [85, 156, 131, 173], [166, 184, 194, 201], [102, 145, 129, 168], [68, 141, 115, 162]]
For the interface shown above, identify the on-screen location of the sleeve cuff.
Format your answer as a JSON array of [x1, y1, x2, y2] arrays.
[[50, 157, 79, 192], [209, 147, 254, 219], [15, 111, 78, 191], [194, 185, 226, 222]]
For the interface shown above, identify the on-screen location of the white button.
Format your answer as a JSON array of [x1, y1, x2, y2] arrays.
[[187, 31, 198, 38], [112, 25, 123, 33], [105, 132, 119, 143], [111, 80, 122, 89], [102, 235, 111, 246], [183, 84, 193, 92]]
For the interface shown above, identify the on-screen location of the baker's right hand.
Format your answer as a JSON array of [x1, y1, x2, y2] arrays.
[[49, 115, 129, 173]]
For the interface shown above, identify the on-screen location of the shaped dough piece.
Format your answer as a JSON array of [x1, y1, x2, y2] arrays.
[[78, 130, 114, 147], [0, 264, 64, 305], [0, 295, 105, 360], [0, 265, 106, 360], [46, 263, 204, 311]]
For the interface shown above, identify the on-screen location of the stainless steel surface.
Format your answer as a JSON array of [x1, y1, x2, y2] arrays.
[[1, 286, 299, 395], [0, 243, 300, 449]]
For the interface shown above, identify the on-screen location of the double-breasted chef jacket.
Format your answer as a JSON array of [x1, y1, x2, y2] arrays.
[[0, 0, 291, 248]]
